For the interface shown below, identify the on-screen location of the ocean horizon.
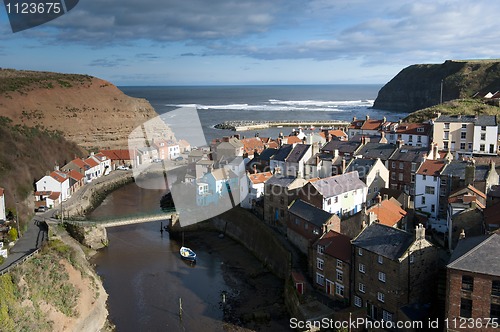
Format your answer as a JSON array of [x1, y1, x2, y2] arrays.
[[119, 84, 408, 142]]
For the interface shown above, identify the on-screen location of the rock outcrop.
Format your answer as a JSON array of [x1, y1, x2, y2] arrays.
[[373, 60, 500, 113], [0, 69, 158, 150]]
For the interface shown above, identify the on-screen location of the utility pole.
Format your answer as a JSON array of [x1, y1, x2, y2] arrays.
[[14, 194, 20, 238], [440, 79, 444, 104]]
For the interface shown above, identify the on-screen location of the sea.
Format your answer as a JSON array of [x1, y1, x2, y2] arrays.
[[119, 85, 409, 142]]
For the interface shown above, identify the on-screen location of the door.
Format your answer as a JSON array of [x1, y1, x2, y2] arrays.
[[296, 283, 303, 295]]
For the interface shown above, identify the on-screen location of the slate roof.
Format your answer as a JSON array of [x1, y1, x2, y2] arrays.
[[345, 158, 377, 181], [389, 146, 428, 163], [310, 171, 366, 198], [447, 234, 500, 276], [272, 144, 294, 162], [289, 199, 334, 228], [286, 144, 311, 163], [435, 115, 497, 126], [321, 140, 361, 154], [258, 148, 278, 161], [441, 161, 494, 181], [352, 223, 414, 260], [355, 142, 398, 160], [265, 175, 297, 187], [315, 230, 352, 262]]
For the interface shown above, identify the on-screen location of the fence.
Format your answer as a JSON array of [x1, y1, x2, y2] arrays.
[[0, 248, 40, 276]]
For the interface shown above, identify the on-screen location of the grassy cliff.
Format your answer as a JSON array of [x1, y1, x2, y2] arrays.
[[0, 116, 84, 226], [374, 59, 500, 112]]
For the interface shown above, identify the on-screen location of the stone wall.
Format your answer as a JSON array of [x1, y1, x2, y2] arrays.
[[64, 223, 108, 250]]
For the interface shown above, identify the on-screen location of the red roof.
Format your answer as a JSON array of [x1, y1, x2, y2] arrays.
[[361, 119, 384, 130], [368, 199, 407, 227], [50, 171, 68, 183], [84, 157, 99, 168], [286, 136, 302, 144], [394, 123, 431, 135], [241, 137, 265, 155], [416, 159, 445, 176], [100, 149, 133, 161], [68, 170, 84, 181], [48, 192, 61, 200], [71, 158, 88, 169], [248, 171, 273, 184], [34, 191, 52, 196], [315, 230, 352, 262]]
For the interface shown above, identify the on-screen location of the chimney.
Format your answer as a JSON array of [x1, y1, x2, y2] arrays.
[[341, 158, 346, 173], [223, 136, 230, 142], [383, 194, 388, 201], [465, 160, 476, 186], [326, 132, 332, 143], [376, 193, 382, 204], [459, 229, 466, 240], [353, 116, 357, 122], [366, 115, 370, 121], [364, 137, 370, 144], [316, 154, 320, 165], [422, 153, 428, 160], [432, 143, 438, 160], [334, 149, 339, 158], [382, 116, 387, 123], [415, 223, 426, 240], [253, 164, 257, 174], [368, 211, 377, 225], [397, 140, 404, 149], [234, 134, 240, 140], [361, 136, 365, 145], [54, 165, 59, 171]]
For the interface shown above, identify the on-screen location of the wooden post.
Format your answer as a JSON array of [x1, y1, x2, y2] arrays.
[[179, 297, 183, 320]]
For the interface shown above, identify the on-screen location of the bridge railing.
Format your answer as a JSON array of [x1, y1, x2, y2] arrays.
[[64, 208, 177, 226]]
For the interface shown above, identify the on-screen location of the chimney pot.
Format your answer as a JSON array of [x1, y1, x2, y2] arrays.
[[366, 115, 370, 121]]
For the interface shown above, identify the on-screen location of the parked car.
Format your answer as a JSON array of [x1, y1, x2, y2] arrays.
[[153, 158, 163, 163], [116, 165, 129, 170], [37, 206, 47, 212], [174, 156, 184, 161]]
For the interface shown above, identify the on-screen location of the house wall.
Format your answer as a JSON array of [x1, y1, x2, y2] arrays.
[[434, 122, 474, 155], [36, 176, 70, 201], [311, 245, 351, 305], [366, 161, 389, 206], [473, 125, 497, 155], [264, 185, 300, 229], [415, 174, 440, 218], [446, 269, 500, 332], [0, 193, 5, 221], [448, 208, 484, 249]]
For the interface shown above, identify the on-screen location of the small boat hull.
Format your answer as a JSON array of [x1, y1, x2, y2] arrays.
[[180, 246, 197, 261]]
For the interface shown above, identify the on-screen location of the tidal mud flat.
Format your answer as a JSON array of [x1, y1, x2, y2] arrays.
[[184, 231, 291, 331]]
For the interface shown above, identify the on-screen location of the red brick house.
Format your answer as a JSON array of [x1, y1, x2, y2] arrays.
[[446, 233, 500, 331]]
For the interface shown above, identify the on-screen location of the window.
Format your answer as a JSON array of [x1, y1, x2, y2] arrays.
[[492, 280, 500, 296], [422, 175, 426, 180], [444, 142, 449, 149], [359, 283, 366, 293], [468, 143, 473, 150], [408, 135, 413, 142], [304, 223, 308, 230], [460, 298, 472, 318], [383, 310, 392, 322], [425, 186, 434, 194], [336, 259, 343, 269], [411, 174, 415, 183], [461, 132, 466, 139], [480, 144, 485, 152], [317, 258, 324, 271], [358, 248, 363, 256], [354, 296, 362, 307], [481, 133, 486, 141], [411, 163, 416, 172], [399, 162, 404, 169], [377, 292, 385, 303], [316, 273, 324, 286], [378, 272, 386, 282], [391, 161, 396, 169], [443, 131, 449, 140], [462, 275, 474, 291], [334, 196, 338, 203], [391, 172, 396, 180], [421, 196, 426, 205], [327, 198, 331, 205], [398, 173, 404, 181], [318, 245, 324, 255], [359, 263, 365, 273], [417, 127, 424, 132], [462, 124, 467, 129], [417, 136, 422, 143], [335, 284, 344, 297], [410, 254, 415, 264], [431, 204, 435, 213], [378, 255, 383, 264], [444, 123, 450, 129], [368, 188, 372, 194], [336, 270, 343, 282], [491, 303, 500, 319], [481, 126, 487, 131], [460, 143, 466, 150]]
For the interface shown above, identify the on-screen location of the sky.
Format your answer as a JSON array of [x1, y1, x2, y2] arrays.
[[0, 0, 499, 86]]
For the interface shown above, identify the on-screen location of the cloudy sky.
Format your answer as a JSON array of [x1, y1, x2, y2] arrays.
[[0, 0, 498, 85]]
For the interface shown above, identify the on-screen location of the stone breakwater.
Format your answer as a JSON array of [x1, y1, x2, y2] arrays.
[[214, 120, 350, 131]]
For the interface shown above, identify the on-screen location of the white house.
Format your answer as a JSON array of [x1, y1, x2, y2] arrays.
[[90, 152, 112, 176], [83, 157, 101, 182], [241, 171, 273, 209], [473, 118, 498, 155], [284, 144, 312, 178], [300, 171, 367, 218], [136, 147, 159, 165], [0, 187, 6, 221], [36, 170, 71, 201], [414, 159, 446, 218], [381, 122, 432, 148], [346, 158, 389, 207]]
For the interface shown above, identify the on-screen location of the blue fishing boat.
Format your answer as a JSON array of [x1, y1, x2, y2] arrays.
[[180, 246, 196, 261]]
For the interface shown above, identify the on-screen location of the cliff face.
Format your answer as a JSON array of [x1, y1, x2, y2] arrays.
[[373, 60, 500, 112], [0, 69, 157, 150]]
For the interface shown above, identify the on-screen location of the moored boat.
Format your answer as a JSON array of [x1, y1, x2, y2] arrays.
[[180, 246, 197, 261]]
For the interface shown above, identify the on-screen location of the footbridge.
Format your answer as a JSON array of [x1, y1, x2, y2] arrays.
[[63, 208, 177, 228]]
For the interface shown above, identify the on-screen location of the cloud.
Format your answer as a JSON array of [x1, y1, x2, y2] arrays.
[[88, 57, 128, 67]]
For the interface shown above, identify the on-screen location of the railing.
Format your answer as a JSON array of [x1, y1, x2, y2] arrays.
[[63, 208, 177, 227], [0, 248, 41, 276]]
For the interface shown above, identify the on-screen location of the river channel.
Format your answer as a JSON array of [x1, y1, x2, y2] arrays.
[[89, 181, 229, 331]]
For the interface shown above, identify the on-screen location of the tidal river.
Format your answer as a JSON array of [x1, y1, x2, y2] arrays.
[[89, 181, 229, 331]]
